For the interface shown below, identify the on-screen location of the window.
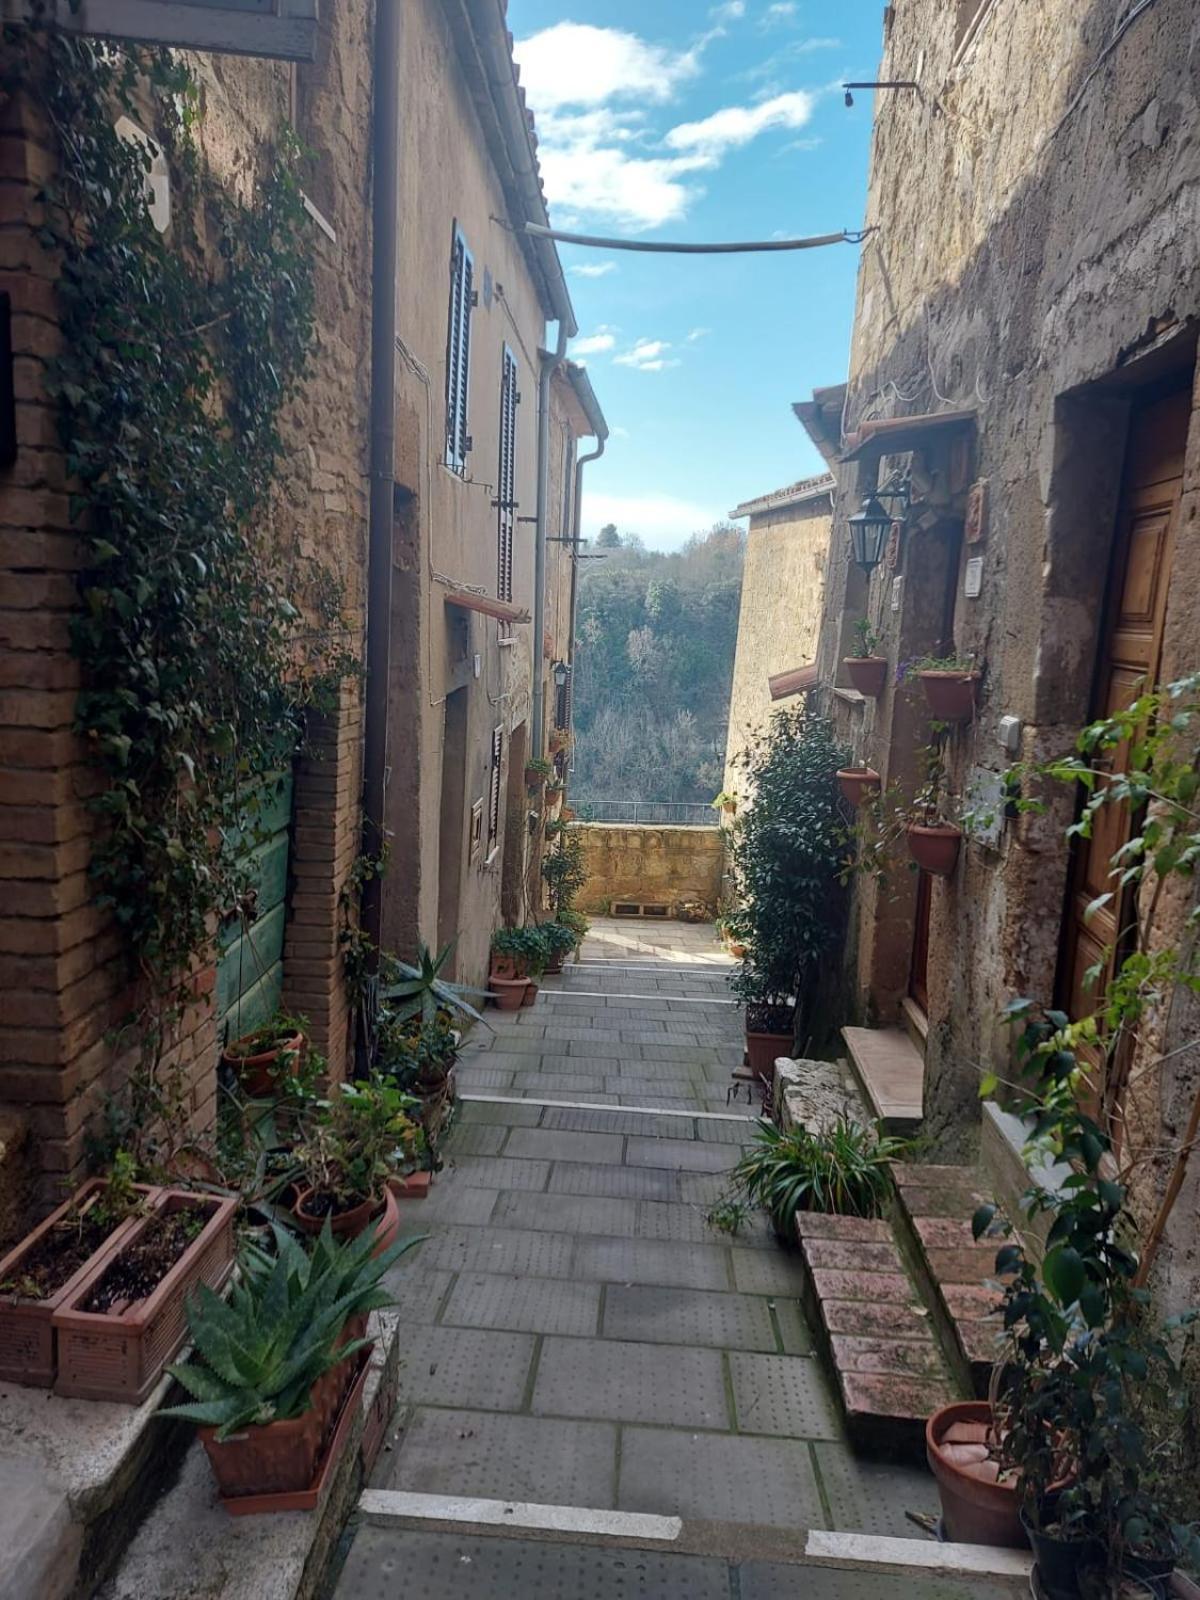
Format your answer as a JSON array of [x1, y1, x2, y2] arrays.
[[487, 726, 503, 856], [444, 226, 475, 473], [16, 0, 319, 59], [497, 346, 519, 608]]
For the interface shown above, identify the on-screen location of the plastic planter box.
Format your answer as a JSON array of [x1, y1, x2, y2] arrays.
[[53, 1190, 237, 1403]]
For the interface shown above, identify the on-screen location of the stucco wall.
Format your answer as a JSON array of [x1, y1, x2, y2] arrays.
[[575, 824, 725, 919], [811, 0, 1200, 1308], [724, 497, 832, 798]]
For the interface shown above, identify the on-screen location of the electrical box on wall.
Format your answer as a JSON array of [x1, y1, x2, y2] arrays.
[[963, 767, 1006, 850]]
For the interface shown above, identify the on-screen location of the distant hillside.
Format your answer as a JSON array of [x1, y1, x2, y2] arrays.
[[571, 524, 745, 808]]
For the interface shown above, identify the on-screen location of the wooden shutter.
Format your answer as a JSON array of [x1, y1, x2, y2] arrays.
[[487, 727, 503, 852], [497, 347, 518, 604], [555, 663, 573, 731], [444, 227, 474, 472], [6, 0, 319, 58]]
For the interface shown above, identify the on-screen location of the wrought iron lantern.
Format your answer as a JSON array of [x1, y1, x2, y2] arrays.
[[847, 495, 893, 575]]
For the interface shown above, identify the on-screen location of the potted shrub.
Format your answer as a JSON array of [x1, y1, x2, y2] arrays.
[[524, 756, 553, 792], [540, 920, 578, 975], [719, 1117, 905, 1238], [0, 1154, 157, 1387], [220, 1014, 306, 1098], [843, 618, 888, 698], [52, 1187, 237, 1402], [520, 925, 551, 1004], [711, 790, 737, 818], [379, 937, 488, 1128], [902, 654, 981, 721], [734, 964, 795, 1082], [926, 1401, 1027, 1548], [541, 828, 587, 923], [557, 906, 589, 955], [293, 1077, 419, 1248], [905, 742, 962, 877], [161, 1219, 418, 1513], [836, 765, 881, 807], [488, 926, 541, 1006]]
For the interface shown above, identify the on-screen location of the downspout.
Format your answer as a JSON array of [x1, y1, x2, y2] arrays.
[[359, 0, 401, 1018], [567, 433, 606, 686], [531, 328, 568, 758]]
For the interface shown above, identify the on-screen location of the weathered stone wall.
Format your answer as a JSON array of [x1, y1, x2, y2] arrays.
[[812, 0, 1200, 1308], [575, 824, 725, 919], [724, 495, 832, 799]]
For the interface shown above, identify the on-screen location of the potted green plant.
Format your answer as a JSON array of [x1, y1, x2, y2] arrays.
[[293, 1078, 419, 1247], [524, 756, 553, 792], [557, 906, 589, 953], [711, 789, 737, 818], [905, 743, 963, 877], [541, 828, 588, 921], [843, 617, 888, 698], [836, 765, 881, 807], [540, 920, 578, 975], [488, 926, 539, 1006], [901, 653, 981, 721], [719, 1117, 905, 1237], [160, 1220, 418, 1512], [220, 1014, 306, 1098]]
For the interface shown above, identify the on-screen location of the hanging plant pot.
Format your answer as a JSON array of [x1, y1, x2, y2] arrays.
[[927, 1402, 1026, 1549], [907, 822, 962, 877], [916, 669, 979, 721], [844, 656, 888, 698], [220, 1026, 305, 1098], [837, 766, 881, 807]]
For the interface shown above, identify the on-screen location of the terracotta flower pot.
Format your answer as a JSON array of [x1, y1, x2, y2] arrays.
[[387, 1170, 431, 1201], [837, 766, 881, 807], [916, 669, 979, 721], [745, 1028, 792, 1083], [0, 1177, 160, 1388], [220, 1030, 304, 1098], [293, 1185, 398, 1255], [907, 822, 962, 877], [490, 956, 521, 982], [522, 979, 539, 1006], [844, 655, 888, 697], [53, 1191, 237, 1403], [490, 976, 527, 1010], [927, 1401, 1026, 1549]]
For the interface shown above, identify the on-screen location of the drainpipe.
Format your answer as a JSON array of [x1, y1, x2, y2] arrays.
[[531, 327, 568, 758], [567, 433, 605, 679], [360, 0, 401, 993]]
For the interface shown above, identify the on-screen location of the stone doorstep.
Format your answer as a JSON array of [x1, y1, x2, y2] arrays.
[[840, 1028, 924, 1134], [891, 1165, 1008, 1398], [794, 1213, 960, 1462], [96, 1309, 401, 1600]]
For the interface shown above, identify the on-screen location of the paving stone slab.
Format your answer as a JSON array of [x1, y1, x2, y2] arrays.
[[678, 1170, 731, 1204], [694, 1118, 757, 1145], [337, 1530, 733, 1600], [503, 1126, 626, 1163], [636, 1198, 736, 1245], [457, 1098, 542, 1125], [380, 1264, 455, 1324], [405, 1184, 499, 1226], [729, 1351, 842, 1440], [617, 1425, 825, 1530], [773, 1295, 815, 1355], [494, 1189, 639, 1238], [508, 1069, 609, 1095], [574, 1234, 733, 1291], [811, 1439, 942, 1539], [549, 1161, 680, 1201], [637, 1044, 729, 1065], [540, 1106, 693, 1138], [619, 1092, 708, 1110], [603, 1284, 777, 1351], [517, 1090, 626, 1104], [610, 1075, 701, 1095], [625, 1135, 736, 1172], [472, 1031, 549, 1053], [731, 1247, 809, 1296], [392, 1324, 535, 1411], [380, 1408, 618, 1507], [444, 1155, 551, 1192], [445, 1122, 509, 1155], [422, 1224, 576, 1279], [532, 1336, 730, 1429], [740, 1562, 1012, 1599], [440, 1270, 601, 1337]]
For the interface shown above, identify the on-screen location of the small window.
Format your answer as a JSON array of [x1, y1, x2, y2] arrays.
[[497, 346, 519, 611], [445, 226, 475, 473], [487, 727, 503, 855]]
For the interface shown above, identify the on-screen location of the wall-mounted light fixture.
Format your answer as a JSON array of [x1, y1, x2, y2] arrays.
[[842, 81, 919, 108], [552, 660, 569, 689], [847, 495, 894, 575]]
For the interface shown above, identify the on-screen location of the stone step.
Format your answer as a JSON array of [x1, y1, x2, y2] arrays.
[[794, 1211, 961, 1460], [891, 1164, 1009, 1398], [841, 1027, 924, 1133]]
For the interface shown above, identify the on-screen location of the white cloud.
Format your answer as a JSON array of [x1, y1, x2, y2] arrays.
[[687, 327, 712, 342], [572, 327, 619, 356], [763, 1, 798, 22], [514, 24, 702, 113], [710, 1, 746, 20], [570, 260, 618, 278], [614, 338, 680, 372], [536, 140, 706, 232], [610, 425, 630, 439], [664, 90, 815, 161], [583, 491, 726, 551]]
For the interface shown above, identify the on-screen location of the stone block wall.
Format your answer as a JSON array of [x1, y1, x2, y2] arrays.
[[575, 824, 725, 920]]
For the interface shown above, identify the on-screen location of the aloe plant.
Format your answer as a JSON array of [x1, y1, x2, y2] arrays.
[[380, 939, 490, 1029], [160, 1219, 419, 1439]]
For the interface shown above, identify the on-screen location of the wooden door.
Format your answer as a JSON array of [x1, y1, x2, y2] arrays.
[[1058, 388, 1190, 1080]]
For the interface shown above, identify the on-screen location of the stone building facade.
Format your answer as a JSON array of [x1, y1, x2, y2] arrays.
[[723, 473, 834, 802], [809, 0, 1200, 1310], [0, 3, 604, 1232]]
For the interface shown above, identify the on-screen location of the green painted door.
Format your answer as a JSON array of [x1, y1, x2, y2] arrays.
[[217, 769, 294, 1044]]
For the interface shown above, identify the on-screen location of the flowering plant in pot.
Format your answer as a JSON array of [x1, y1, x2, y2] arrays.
[[220, 1013, 306, 1098], [293, 1077, 419, 1246], [905, 741, 962, 877], [843, 617, 888, 698], [161, 1218, 419, 1511], [900, 652, 981, 722]]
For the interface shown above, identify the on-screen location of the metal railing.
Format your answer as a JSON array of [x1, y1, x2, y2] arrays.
[[573, 800, 717, 826]]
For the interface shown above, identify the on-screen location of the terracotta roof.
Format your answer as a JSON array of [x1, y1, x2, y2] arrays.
[[840, 408, 976, 463], [768, 663, 820, 700], [730, 473, 836, 520]]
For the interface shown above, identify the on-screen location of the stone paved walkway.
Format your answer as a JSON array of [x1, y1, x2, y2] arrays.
[[329, 921, 1016, 1599]]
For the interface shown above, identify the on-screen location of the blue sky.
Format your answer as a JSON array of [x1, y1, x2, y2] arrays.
[[509, 2, 884, 549]]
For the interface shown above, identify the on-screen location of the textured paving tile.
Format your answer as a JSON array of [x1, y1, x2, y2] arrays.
[[532, 1336, 730, 1429], [548, 1161, 679, 1201], [731, 1246, 808, 1296], [379, 1263, 454, 1324], [382, 1407, 617, 1506], [422, 1224, 575, 1279], [729, 1351, 842, 1439], [812, 1440, 942, 1538], [603, 1285, 777, 1351], [540, 1106, 691, 1138], [637, 1198, 735, 1245], [407, 1184, 498, 1226], [443, 1154, 550, 1192], [392, 1324, 535, 1411], [445, 1122, 508, 1155], [695, 1117, 756, 1145], [575, 1234, 733, 1291], [678, 1170, 732, 1205], [493, 1189, 639, 1238], [740, 1562, 1010, 1599], [516, 1089, 625, 1104], [773, 1295, 815, 1355], [457, 1098, 541, 1125], [618, 1425, 825, 1529], [503, 1126, 626, 1163], [441, 1270, 601, 1337], [625, 1135, 736, 1172], [508, 1069, 609, 1095]]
